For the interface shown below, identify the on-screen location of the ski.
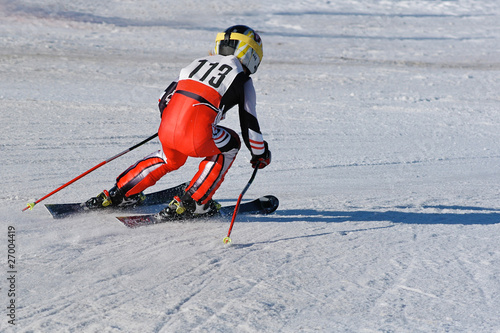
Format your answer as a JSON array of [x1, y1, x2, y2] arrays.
[[45, 182, 189, 219], [116, 195, 279, 228]]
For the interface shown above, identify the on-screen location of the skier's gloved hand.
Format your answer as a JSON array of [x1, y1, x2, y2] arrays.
[[250, 141, 271, 169], [158, 81, 178, 117]]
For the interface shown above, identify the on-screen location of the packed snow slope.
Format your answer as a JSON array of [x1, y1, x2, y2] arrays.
[[1, 0, 500, 332]]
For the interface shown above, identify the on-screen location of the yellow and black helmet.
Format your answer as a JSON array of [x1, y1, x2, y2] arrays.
[[215, 25, 263, 74]]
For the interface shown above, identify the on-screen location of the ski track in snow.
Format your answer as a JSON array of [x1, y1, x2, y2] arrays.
[[1, 0, 500, 332]]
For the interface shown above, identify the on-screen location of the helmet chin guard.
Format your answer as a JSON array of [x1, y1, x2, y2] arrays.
[[215, 25, 263, 74]]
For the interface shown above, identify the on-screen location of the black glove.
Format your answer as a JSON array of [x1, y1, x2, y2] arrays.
[[250, 141, 271, 169], [158, 81, 178, 117]]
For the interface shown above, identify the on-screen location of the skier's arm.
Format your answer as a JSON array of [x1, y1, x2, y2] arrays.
[[158, 81, 178, 117], [239, 79, 271, 168]]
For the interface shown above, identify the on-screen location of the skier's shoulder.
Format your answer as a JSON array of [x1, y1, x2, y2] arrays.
[[191, 54, 245, 72], [204, 54, 253, 88]]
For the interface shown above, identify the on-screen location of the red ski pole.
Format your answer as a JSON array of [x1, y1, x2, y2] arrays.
[[22, 133, 158, 212], [223, 165, 259, 244]]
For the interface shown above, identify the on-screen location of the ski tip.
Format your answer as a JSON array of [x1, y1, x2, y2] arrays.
[[116, 216, 137, 228], [260, 195, 279, 214], [44, 204, 66, 219], [116, 215, 160, 228]]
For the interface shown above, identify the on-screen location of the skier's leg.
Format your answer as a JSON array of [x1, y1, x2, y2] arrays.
[[116, 149, 187, 197], [186, 126, 241, 204], [158, 126, 240, 218], [86, 149, 187, 208]]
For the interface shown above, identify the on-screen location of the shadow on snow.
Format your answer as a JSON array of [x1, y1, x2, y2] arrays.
[[231, 206, 499, 248], [256, 206, 500, 225]]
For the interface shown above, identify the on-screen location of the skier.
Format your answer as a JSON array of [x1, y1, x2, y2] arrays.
[[86, 25, 271, 219]]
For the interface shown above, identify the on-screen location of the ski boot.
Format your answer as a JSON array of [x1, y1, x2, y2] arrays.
[[156, 193, 221, 220], [85, 186, 145, 209]]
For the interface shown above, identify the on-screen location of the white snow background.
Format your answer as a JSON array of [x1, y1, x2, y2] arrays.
[[1, 0, 500, 332]]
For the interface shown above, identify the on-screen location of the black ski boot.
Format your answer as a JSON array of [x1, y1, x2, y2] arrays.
[[156, 193, 220, 220], [85, 186, 145, 209]]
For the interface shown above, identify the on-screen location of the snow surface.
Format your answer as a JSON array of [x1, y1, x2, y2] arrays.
[[1, 0, 500, 332]]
